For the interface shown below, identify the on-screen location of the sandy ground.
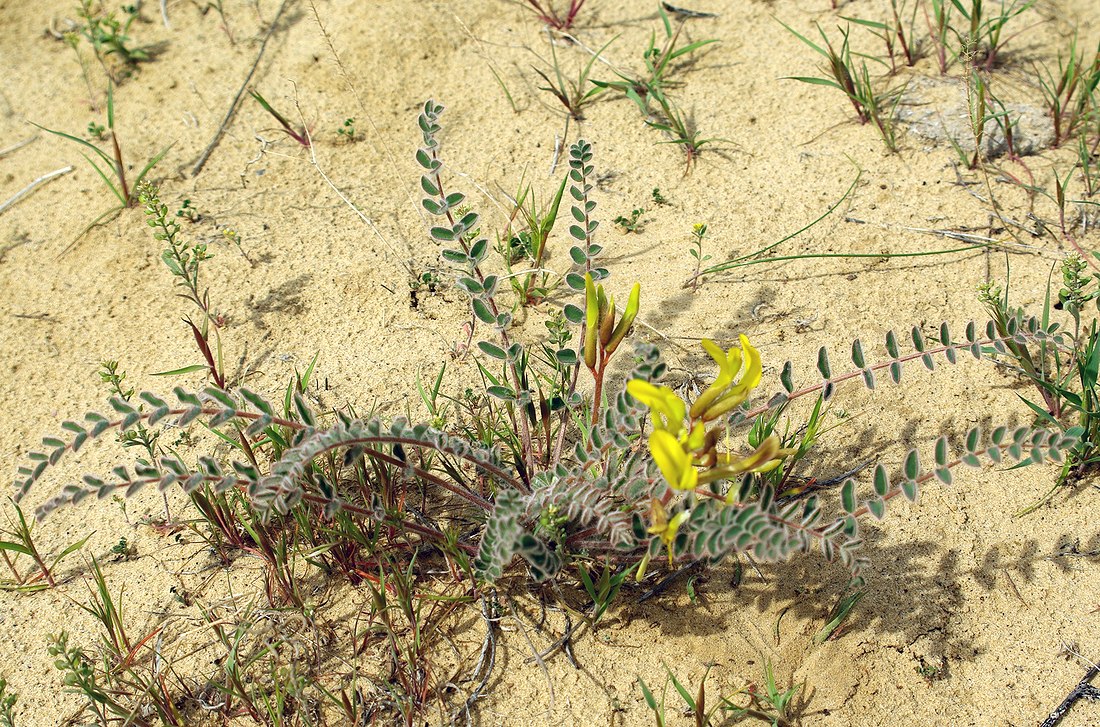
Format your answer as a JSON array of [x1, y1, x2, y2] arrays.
[[1, 0, 1099, 724]]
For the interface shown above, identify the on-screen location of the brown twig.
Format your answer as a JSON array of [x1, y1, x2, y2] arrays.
[[190, 0, 292, 177], [1041, 666, 1100, 727]]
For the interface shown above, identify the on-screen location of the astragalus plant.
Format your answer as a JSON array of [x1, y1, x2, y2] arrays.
[[14, 102, 1077, 604]]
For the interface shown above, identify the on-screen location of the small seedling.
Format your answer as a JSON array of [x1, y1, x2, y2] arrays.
[[409, 268, 442, 309], [175, 198, 200, 223], [651, 187, 669, 205], [613, 207, 645, 233], [577, 560, 630, 626], [416, 363, 450, 429], [687, 222, 711, 290], [76, 0, 152, 83], [111, 495, 130, 523], [249, 89, 311, 147], [337, 116, 357, 141], [86, 121, 106, 140], [0, 498, 89, 590], [916, 657, 947, 682], [815, 589, 865, 642], [532, 37, 612, 121], [109, 537, 136, 561]]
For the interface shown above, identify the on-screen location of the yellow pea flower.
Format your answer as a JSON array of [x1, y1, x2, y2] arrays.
[[690, 335, 763, 421], [689, 339, 740, 419], [700, 435, 794, 488], [649, 429, 698, 490], [647, 498, 691, 565], [626, 380, 686, 436], [685, 422, 707, 453]]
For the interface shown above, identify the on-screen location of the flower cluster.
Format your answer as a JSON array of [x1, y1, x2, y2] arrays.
[[583, 273, 640, 370], [628, 335, 792, 566]]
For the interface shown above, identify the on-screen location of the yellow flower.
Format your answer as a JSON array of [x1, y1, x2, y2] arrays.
[[649, 429, 698, 490], [701, 435, 795, 489], [626, 379, 686, 436], [647, 498, 691, 565], [690, 335, 762, 421], [685, 422, 707, 453]]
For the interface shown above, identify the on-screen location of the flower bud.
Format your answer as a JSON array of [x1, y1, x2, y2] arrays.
[[606, 283, 640, 354], [598, 294, 616, 346], [584, 273, 598, 369]]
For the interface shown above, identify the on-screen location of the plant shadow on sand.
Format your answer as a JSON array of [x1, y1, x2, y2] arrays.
[[630, 534, 968, 661]]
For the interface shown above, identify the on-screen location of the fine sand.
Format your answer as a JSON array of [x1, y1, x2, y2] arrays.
[[1, 0, 1099, 724]]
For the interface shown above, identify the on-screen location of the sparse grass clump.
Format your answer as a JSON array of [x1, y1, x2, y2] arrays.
[[47, 559, 188, 725], [532, 36, 611, 121], [498, 171, 568, 306], [524, 0, 588, 31], [33, 84, 171, 232], [0, 499, 87, 591], [1035, 36, 1100, 148], [639, 661, 804, 727], [593, 4, 718, 111], [782, 22, 904, 151], [951, 0, 1035, 71], [249, 89, 311, 148], [843, 0, 923, 73], [592, 5, 723, 168]]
